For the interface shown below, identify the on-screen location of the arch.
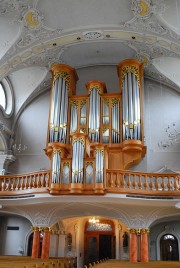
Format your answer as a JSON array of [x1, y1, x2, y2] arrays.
[[156, 230, 180, 260], [160, 234, 179, 261]]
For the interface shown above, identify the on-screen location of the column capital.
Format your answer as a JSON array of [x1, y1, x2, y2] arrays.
[[32, 226, 40, 232], [140, 228, 150, 234], [40, 227, 51, 233]]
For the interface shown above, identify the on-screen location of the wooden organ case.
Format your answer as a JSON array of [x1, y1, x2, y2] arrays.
[[45, 59, 146, 195]]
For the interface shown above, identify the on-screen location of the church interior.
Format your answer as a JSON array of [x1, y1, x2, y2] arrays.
[[1, 1, 180, 267]]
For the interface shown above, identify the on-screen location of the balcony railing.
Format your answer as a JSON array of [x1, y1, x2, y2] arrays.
[[0, 170, 50, 195], [106, 169, 180, 196], [0, 169, 180, 196]]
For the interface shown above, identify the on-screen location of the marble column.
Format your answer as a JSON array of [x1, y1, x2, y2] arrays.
[[129, 228, 138, 262], [31, 227, 40, 258], [140, 228, 149, 262], [41, 227, 51, 259]]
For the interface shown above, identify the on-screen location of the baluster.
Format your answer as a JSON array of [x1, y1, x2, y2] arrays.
[[137, 175, 142, 189], [149, 176, 154, 190], [110, 172, 114, 187], [42, 173, 46, 187], [17, 177, 21, 190], [155, 177, 159, 190], [21, 176, 25, 190], [127, 174, 131, 188], [33, 175, 37, 188], [161, 177, 165, 191], [12, 178, 16, 190], [29, 175, 33, 188], [3, 178, 6, 191], [25, 176, 29, 189], [7, 178, 12, 190], [174, 176, 179, 191], [132, 174, 137, 189], [37, 173, 41, 188], [143, 175, 148, 189], [0, 178, 2, 191], [116, 173, 120, 188], [167, 176, 172, 191], [46, 172, 50, 187], [121, 173, 125, 188]]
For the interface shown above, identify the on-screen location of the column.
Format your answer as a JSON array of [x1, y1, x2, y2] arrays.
[[31, 227, 40, 259], [129, 228, 138, 262], [41, 227, 51, 259], [140, 228, 149, 262]]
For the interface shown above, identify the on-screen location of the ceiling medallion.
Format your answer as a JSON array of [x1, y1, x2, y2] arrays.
[[82, 31, 103, 40], [131, 0, 151, 18], [24, 9, 42, 29]]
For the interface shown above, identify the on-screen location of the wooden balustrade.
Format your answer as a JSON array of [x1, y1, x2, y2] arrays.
[[1, 169, 180, 196], [0, 170, 50, 195], [106, 169, 180, 196]]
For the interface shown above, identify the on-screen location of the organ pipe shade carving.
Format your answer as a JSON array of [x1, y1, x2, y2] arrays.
[[88, 87, 101, 142], [95, 149, 104, 183], [72, 138, 85, 183], [49, 76, 68, 143], [51, 150, 61, 183]]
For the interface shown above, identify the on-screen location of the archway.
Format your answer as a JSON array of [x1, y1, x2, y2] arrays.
[[84, 219, 115, 266], [160, 234, 179, 261]]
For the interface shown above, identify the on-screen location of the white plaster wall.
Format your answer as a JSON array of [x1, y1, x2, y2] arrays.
[[149, 220, 180, 261], [0, 215, 32, 256], [9, 91, 50, 174]]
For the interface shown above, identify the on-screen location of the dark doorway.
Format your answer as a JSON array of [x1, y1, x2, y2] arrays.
[[99, 234, 112, 260], [160, 234, 179, 261]]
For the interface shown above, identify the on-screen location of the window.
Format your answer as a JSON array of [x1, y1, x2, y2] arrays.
[[0, 78, 13, 117], [0, 82, 6, 110]]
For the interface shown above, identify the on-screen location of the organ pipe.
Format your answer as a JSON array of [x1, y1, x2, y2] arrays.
[[117, 59, 143, 142]]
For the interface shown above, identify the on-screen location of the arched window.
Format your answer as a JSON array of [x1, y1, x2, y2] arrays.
[[0, 78, 13, 117], [0, 82, 6, 110], [160, 233, 179, 261]]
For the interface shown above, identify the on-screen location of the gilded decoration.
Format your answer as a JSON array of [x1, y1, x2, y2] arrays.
[[95, 149, 104, 157], [85, 161, 94, 168], [88, 85, 103, 94], [63, 162, 70, 167], [72, 136, 85, 145], [53, 71, 70, 90], [121, 65, 140, 87], [70, 99, 79, 107], [103, 98, 110, 106], [25, 10, 40, 28], [112, 98, 120, 107], [128, 228, 149, 235], [80, 99, 87, 108], [131, 0, 150, 18]]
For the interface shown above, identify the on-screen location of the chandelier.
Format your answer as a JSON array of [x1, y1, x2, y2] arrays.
[[88, 217, 99, 224]]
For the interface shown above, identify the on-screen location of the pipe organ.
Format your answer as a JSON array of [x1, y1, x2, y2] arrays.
[[45, 59, 146, 195]]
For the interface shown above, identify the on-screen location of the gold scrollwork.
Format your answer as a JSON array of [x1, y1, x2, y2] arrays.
[[32, 226, 40, 232], [85, 161, 94, 168], [53, 71, 70, 90], [95, 149, 104, 157], [80, 99, 86, 108], [70, 99, 79, 107], [88, 85, 102, 94], [140, 228, 150, 234], [112, 98, 120, 106], [72, 136, 85, 145], [63, 162, 70, 167], [121, 65, 140, 87]]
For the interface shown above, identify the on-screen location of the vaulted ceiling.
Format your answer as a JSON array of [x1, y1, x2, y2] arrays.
[[1, 0, 180, 112]]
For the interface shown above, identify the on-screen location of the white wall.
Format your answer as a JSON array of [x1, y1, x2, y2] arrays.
[[0, 215, 32, 256]]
